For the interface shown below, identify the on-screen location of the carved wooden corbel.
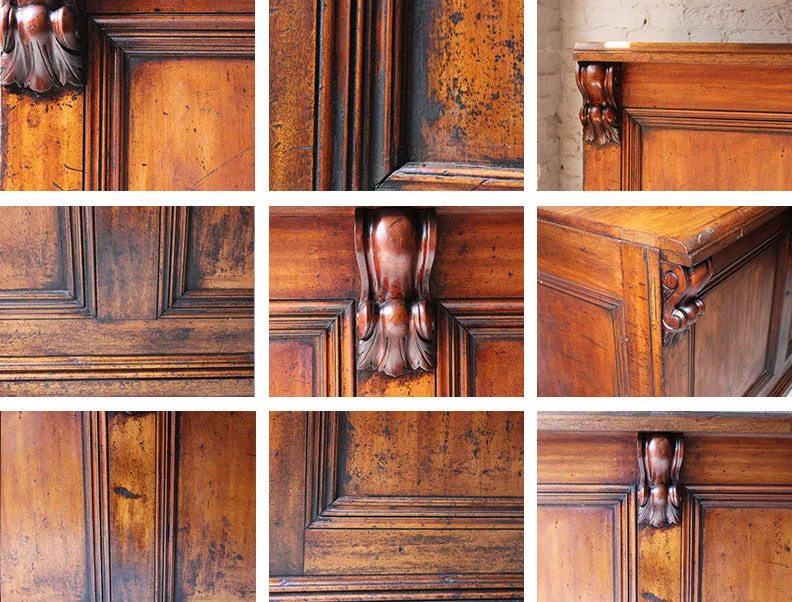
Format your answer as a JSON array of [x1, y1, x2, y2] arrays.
[[0, 0, 83, 93], [355, 208, 436, 377], [637, 433, 683, 528], [661, 259, 713, 346], [576, 62, 621, 145]]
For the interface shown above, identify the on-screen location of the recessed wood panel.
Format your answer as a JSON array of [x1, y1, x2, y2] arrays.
[[639, 128, 792, 191], [337, 412, 523, 498], [126, 58, 254, 191], [472, 338, 524, 397], [694, 242, 779, 396], [538, 277, 627, 396], [269, 339, 318, 397], [0, 412, 92, 600], [537, 504, 618, 602], [405, 0, 523, 166], [0, 208, 62, 289], [175, 412, 256, 600], [700, 506, 792, 599], [186, 207, 254, 290]]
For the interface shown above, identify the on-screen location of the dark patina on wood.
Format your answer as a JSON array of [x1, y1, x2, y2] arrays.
[[637, 433, 684, 528]]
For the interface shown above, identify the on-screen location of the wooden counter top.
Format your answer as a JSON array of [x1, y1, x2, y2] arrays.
[[573, 42, 792, 65]]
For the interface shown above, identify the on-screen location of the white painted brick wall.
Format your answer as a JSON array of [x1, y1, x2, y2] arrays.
[[538, 0, 792, 190]]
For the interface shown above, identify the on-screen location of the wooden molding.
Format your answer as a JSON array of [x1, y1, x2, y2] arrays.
[[0, 207, 95, 318], [377, 162, 524, 191], [437, 299, 524, 396], [84, 411, 110, 600], [269, 301, 355, 396], [661, 259, 713, 346], [355, 208, 436, 377], [0, 354, 253, 380], [158, 207, 253, 318], [637, 433, 683, 528], [0, 0, 83, 92], [269, 574, 524, 601], [576, 62, 621, 146], [306, 411, 523, 530], [85, 14, 254, 190], [683, 485, 792, 600]]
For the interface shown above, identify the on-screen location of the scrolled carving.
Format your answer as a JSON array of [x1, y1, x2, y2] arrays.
[[576, 62, 621, 146], [0, 0, 83, 93], [355, 208, 436, 377], [637, 433, 683, 528], [661, 259, 713, 346]]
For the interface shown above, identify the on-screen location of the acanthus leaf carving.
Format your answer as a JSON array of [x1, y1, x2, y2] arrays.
[[576, 62, 621, 146], [355, 208, 436, 377], [661, 259, 713, 346], [0, 0, 83, 93], [637, 433, 683, 528]]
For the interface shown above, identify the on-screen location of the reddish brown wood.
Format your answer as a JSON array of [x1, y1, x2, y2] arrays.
[[0, 0, 83, 92], [355, 208, 436, 377], [661, 260, 713, 345], [637, 433, 683, 528], [576, 62, 621, 145]]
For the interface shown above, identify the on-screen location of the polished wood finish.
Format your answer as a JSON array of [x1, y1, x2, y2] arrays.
[[269, 0, 524, 190], [575, 42, 792, 190], [539, 412, 792, 602], [0, 411, 255, 601], [0, 0, 83, 92], [355, 209, 436, 376], [637, 433, 683, 528], [0, 206, 253, 396], [270, 411, 523, 600], [270, 207, 523, 397], [538, 206, 792, 397], [1, 2, 253, 191]]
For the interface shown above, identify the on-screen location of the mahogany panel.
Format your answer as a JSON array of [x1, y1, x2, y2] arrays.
[[175, 412, 256, 600], [337, 412, 523, 498], [471, 338, 524, 397], [126, 58, 254, 191], [693, 241, 779, 396], [0, 207, 67, 290], [404, 0, 524, 167], [304, 529, 523, 575], [0, 412, 93, 600], [638, 127, 792, 191], [269, 340, 318, 397], [683, 436, 792, 485], [0, 89, 83, 191], [538, 275, 627, 397], [185, 207, 254, 290], [700, 506, 792, 599]]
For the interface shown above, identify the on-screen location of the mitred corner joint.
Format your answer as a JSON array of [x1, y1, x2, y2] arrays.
[[355, 208, 437, 377], [0, 0, 84, 93], [576, 62, 621, 146], [637, 433, 683, 528], [661, 259, 713, 346]]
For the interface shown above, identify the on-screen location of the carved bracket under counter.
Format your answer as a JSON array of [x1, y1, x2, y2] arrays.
[[0, 0, 84, 92], [355, 208, 437, 377], [576, 62, 621, 146], [637, 433, 683, 528], [661, 259, 713, 346]]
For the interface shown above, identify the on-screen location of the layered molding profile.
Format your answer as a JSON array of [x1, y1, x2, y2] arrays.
[[637, 432, 683, 528], [85, 14, 254, 190], [158, 207, 253, 318], [269, 574, 525, 601], [0, 0, 84, 92], [83, 411, 178, 599], [576, 62, 621, 146], [0, 206, 96, 318], [313, 0, 523, 190], [436, 299, 525, 396], [306, 411, 523, 530], [661, 259, 713, 346], [355, 208, 436, 377], [269, 300, 355, 396], [538, 484, 637, 600]]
